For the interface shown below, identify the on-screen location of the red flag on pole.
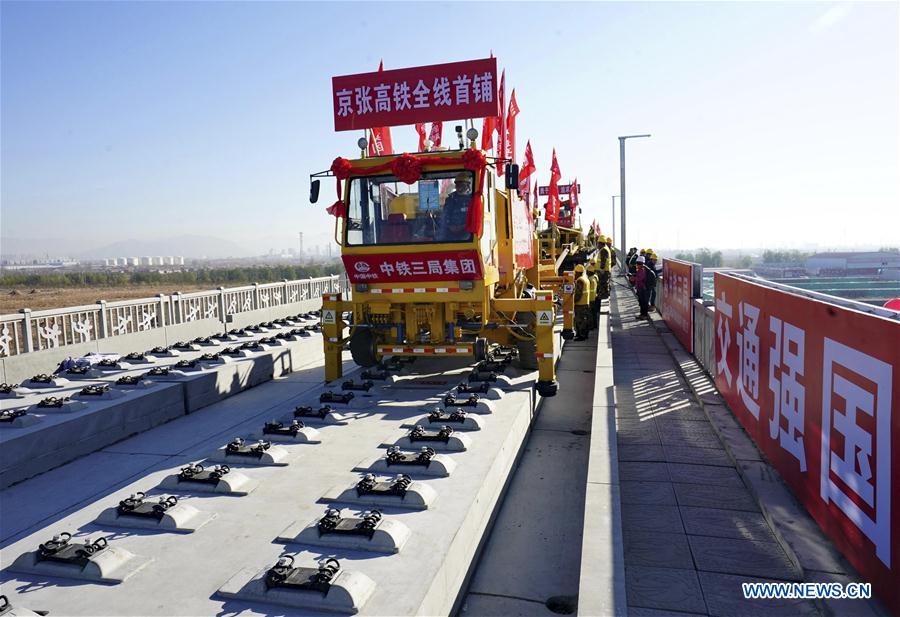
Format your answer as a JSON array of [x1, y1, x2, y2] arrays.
[[505, 89, 519, 165], [368, 61, 394, 157], [534, 178, 540, 214], [497, 70, 506, 175], [428, 122, 443, 149], [481, 116, 495, 151], [545, 149, 561, 222], [570, 177, 579, 208], [415, 123, 427, 152], [518, 140, 535, 198]]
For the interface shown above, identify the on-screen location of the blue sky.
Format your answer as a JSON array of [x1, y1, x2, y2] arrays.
[[2, 1, 897, 256]]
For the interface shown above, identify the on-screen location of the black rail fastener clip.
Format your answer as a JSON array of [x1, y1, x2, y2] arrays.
[[428, 409, 467, 424], [193, 336, 213, 345], [477, 360, 506, 373], [222, 346, 243, 356], [241, 341, 262, 350], [361, 368, 389, 381], [468, 370, 498, 383], [178, 462, 230, 485], [263, 419, 304, 437], [200, 353, 221, 362], [294, 405, 333, 419], [409, 425, 453, 443], [37, 396, 68, 408], [0, 383, 18, 394], [264, 556, 340, 594], [98, 358, 120, 368], [80, 384, 110, 396], [320, 391, 354, 404], [149, 346, 170, 354], [117, 375, 144, 385], [225, 437, 271, 458], [443, 393, 479, 408], [385, 445, 435, 467], [117, 492, 178, 521], [173, 341, 193, 350], [0, 409, 27, 423], [259, 336, 277, 345], [147, 367, 170, 376], [341, 380, 373, 392], [37, 533, 108, 569], [29, 374, 54, 384], [65, 366, 90, 375], [457, 381, 490, 394], [174, 360, 198, 369], [125, 352, 148, 361], [355, 473, 412, 498], [316, 508, 382, 539]]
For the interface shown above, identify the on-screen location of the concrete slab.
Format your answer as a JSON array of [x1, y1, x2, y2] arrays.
[[679, 507, 776, 543], [673, 483, 760, 512], [687, 535, 801, 581], [624, 530, 694, 569], [698, 571, 819, 617], [621, 503, 685, 534], [620, 481, 678, 506], [461, 593, 559, 616], [625, 565, 707, 615]]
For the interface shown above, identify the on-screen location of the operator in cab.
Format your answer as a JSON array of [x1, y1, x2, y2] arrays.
[[439, 173, 473, 241]]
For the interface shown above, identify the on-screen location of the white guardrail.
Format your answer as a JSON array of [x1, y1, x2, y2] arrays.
[[0, 275, 349, 358]]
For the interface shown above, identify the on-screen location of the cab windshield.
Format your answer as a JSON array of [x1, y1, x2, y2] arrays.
[[346, 170, 475, 246]]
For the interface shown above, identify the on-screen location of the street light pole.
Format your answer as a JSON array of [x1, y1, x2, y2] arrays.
[[618, 134, 651, 259], [611, 196, 617, 243]]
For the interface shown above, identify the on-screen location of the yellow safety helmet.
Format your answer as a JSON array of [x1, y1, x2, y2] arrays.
[[598, 235, 606, 243], [606, 237, 613, 244], [575, 264, 585, 273], [454, 172, 471, 183], [587, 264, 596, 272], [639, 249, 646, 254]]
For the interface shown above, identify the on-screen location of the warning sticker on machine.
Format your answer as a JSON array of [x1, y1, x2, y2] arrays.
[[322, 310, 336, 324], [563, 284, 574, 294], [537, 310, 553, 326]]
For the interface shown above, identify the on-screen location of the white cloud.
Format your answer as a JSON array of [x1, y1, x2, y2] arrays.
[[810, 2, 854, 33]]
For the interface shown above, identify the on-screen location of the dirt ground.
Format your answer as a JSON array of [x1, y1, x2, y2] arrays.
[[0, 285, 216, 314]]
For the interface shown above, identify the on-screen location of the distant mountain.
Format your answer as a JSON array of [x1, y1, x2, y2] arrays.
[[79, 235, 251, 259], [1, 235, 251, 260]]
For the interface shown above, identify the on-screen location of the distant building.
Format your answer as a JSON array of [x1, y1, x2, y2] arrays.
[[806, 251, 900, 276]]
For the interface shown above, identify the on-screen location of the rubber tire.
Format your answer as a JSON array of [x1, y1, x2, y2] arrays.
[[349, 328, 378, 368], [515, 338, 539, 370], [475, 337, 489, 362]]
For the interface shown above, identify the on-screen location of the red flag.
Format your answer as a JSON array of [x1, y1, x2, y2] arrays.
[[497, 70, 506, 175], [505, 89, 519, 164], [368, 61, 394, 157], [570, 178, 579, 208], [520, 140, 535, 180], [481, 115, 495, 151], [545, 149, 561, 222], [429, 122, 442, 149], [415, 123, 427, 152], [533, 180, 539, 211]]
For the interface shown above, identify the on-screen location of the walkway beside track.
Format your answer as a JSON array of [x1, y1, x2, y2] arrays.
[[460, 328, 596, 616]]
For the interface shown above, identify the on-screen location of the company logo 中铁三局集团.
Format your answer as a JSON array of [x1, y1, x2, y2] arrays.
[[354, 261, 371, 273]]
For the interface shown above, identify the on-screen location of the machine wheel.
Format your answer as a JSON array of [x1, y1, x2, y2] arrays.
[[535, 379, 559, 397], [349, 328, 378, 367], [474, 337, 489, 362], [562, 329, 575, 340], [515, 338, 539, 370]]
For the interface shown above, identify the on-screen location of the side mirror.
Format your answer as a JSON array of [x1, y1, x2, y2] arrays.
[[505, 164, 519, 190], [310, 179, 321, 204]]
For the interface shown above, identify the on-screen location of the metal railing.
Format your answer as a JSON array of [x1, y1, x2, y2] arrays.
[[0, 275, 349, 358]]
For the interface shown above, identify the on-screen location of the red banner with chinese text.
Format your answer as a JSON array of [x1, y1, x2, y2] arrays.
[[662, 259, 694, 353], [713, 273, 900, 613], [342, 250, 483, 283], [333, 58, 500, 132]]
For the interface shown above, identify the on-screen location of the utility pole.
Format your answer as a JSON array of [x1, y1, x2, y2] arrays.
[[298, 232, 304, 257], [618, 134, 651, 259], [611, 196, 617, 243]]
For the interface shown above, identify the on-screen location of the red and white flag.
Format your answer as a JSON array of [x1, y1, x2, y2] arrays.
[[518, 140, 535, 199], [570, 177, 579, 208], [545, 148, 561, 222], [497, 70, 506, 175], [481, 115, 495, 151], [368, 61, 394, 157], [429, 122, 443, 149], [415, 123, 427, 152], [505, 89, 519, 165]]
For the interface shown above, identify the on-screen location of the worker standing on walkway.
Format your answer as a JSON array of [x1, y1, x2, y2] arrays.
[[573, 264, 592, 340], [633, 255, 653, 319], [647, 252, 659, 311], [606, 236, 617, 271], [626, 248, 638, 275], [587, 262, 600, 329], [598, 238, 612, 300]]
